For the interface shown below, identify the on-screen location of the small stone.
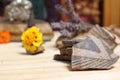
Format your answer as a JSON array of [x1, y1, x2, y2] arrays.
[[26, 46, 45, 55]]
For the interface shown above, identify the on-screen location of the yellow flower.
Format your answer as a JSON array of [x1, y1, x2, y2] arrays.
[[21, 26, 43, 52]]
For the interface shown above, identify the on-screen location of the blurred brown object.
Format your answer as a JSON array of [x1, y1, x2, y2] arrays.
[[0, 19, 54, 41], [103, 0, 120, 27], [59, 0, 100, 23], [36, 20, 54, 41], [73, 0, 100, 24]]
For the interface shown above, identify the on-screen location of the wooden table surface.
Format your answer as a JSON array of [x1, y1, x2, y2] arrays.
[[0, 32, 120, 80]]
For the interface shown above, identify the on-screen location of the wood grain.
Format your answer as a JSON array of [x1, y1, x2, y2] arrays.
[[104, 0, 120, 27], [0, 32, 120, 80]]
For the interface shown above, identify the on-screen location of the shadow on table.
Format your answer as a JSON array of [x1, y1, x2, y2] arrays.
[[66, 66, 113, 71]]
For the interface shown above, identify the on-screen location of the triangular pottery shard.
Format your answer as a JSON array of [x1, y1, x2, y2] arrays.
[[72, 35, 119, 70]]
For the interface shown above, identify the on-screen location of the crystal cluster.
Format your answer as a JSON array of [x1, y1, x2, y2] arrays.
[[5, 0, 32, 21]]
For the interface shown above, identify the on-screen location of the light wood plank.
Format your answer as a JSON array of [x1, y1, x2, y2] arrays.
[[0, 32, 120, 80]]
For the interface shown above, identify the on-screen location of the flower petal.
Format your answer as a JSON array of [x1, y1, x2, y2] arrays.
[[21, 26, 43, 52]]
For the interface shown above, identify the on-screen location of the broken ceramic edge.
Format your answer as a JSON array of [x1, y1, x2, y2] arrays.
[[54, 54, 71, 61], [60, 47, 72, 55], [89, 25, 117, 50], [54, 47, 72, 61], [54, 39, 83, 61], [71, 35, 119, 70], [26, 46, 45, 55], [62, 39, 82, 47]]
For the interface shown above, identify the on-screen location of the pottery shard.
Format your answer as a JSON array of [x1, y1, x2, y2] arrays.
[[60, 47, 72, 56], [54, 54, 71, 61], [89, 25, 117, 50], [72, 35, 119, 70], [62, 39, 82, 47], [54, 39, 81, 61], [54, 47, 72, 61], [105, 26, 120, 38]]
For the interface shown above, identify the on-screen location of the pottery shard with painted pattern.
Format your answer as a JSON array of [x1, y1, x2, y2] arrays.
[[54, 39, 82, 61], [72, 35, 119, 70]]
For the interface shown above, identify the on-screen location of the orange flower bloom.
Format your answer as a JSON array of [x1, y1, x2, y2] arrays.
[[0, 30, 11, 43]]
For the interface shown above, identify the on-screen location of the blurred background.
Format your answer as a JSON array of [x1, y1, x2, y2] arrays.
[[0, 0, 120, 27]]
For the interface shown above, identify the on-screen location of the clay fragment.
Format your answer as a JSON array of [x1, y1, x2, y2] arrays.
[[71, 35, 119, 70]]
